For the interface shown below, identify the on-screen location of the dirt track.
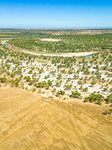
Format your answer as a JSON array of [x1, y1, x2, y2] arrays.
[[0, 87, 112, 150]]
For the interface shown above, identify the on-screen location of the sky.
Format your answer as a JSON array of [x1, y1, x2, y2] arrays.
[[0, 0, 112, 28]]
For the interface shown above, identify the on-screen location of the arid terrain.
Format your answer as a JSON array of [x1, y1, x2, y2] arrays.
[[0, 87, 112, 150]]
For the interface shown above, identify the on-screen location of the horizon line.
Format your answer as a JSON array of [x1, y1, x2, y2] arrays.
[[0, 27, 112, 30]]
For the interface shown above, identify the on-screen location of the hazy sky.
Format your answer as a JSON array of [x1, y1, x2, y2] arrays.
[[0, 0, 112, 28]]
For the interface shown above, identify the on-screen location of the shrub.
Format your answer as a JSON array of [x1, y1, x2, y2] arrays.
[[107, 94, 112, 103], [56, 92, 60, 97], [57, 73, 62, 80], [91, 81, 97, 87], [15, 81, 19, 87], [56, 90, 65, 97], [110, 88, 112, 92], [56, 81, 61, 87], [37, 81, 47, 88], [71, 90, 81, 98], [103, 110, 111, 115], [109, 109, 112, 113], [63, 97, 66, 100], [84, 97, 89, 102], [65, 84, 72, 90], [84, 93, 104, 103], [48, 80, 52, 86], [32, 88, 36, 92], [97, 99, 102, 105], [83, 87, 88, 92], [103, 87, 108, 91]]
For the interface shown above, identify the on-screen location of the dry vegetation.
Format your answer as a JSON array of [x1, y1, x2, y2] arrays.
[[0, 87, 112, 150]]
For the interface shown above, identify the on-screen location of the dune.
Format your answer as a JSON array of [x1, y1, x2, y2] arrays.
[[0, 87, 112, 150]]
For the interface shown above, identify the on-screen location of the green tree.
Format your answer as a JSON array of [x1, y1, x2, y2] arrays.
[[71, 90, 81, 98]]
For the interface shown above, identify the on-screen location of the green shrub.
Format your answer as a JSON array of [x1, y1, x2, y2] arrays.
[[71, 90, 81, 98], [84, 97, 89, 102]]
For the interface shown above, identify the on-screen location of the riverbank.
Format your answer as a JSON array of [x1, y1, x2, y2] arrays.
[[21, 49, 97, 57]]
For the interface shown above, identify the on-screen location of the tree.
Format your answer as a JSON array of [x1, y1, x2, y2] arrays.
[[83, 87, 88, 92], [86, 93, 104, 103], [48, 80, 52, 86], [32, 88, 36, 92], [0, 77, 7, 83], [71, 90, 81, 98], [65, 84, 72, 90], [56, 90, 65, 97], [15, 81, 19, 87], [103, 87, 108, 91], [97, 99, 102, 105], [91, 81, 96, 87], [107, 94, 112, 103], [102, 110, 111, 115], [56, 81, 61, 87], [110, 88, 112, 92], [84, 97, 89, 102], [57, 73, 62, 80]]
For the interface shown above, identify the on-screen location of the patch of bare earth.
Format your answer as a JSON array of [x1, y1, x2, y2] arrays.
[[0, 87, 112, 150], [21, 50, 97, 57], [40, 38, 62, 42]]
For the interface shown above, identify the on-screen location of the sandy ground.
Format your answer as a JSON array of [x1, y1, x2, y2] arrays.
[[40, 38, 62, 42], [0, 87, 112, 150], [1, 40, 7, 44], [21, 50, 97, 57]]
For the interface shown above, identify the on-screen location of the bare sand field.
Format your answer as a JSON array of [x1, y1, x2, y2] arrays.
[[1, 41, 7, 44], [0, 87, 112, 150], [40, 38, 62, 42]]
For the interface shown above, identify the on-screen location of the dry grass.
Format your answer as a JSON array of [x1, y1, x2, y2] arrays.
[[0, 87, 112, 150]]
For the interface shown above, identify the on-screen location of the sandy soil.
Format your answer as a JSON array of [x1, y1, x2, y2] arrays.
[[1, 41, 7, 44], [40, 38, 61, 42], [21, 50, 97, 57], [0, 87, 112, 150]]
